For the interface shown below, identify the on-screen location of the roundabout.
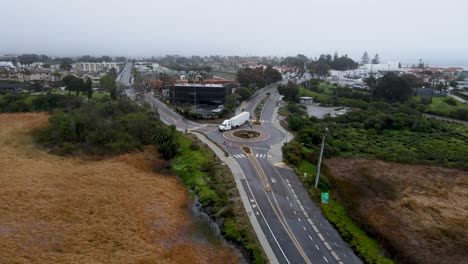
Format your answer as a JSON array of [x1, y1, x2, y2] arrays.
[[222, 128, 270, 143]]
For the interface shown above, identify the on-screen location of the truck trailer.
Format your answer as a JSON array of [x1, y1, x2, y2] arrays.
[[218, 111, 250, 131]]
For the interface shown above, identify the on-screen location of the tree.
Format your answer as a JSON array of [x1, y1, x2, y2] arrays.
[[109, 68, 118, 79], [52, 71, 62, 88], [309, 62, 330, 79], [450, 80, 459, 88], [236, 68, 266, 89], [371, 54, 380, 64], [71, 78, 84, 96], [277, 81, 299, 102], [62, 75, 84, 96], [153, 125, 179, 160], [59, 58, 74, 71], [235, 87, 254, 100], [375, 73, 413, 102], [85, 77, 93, 99], [224, 93, 241, 111], [361, 52, 370, 65], [100, 74, 117, 100], [263, 65, 282, 85], [364, 75, 378, 101]]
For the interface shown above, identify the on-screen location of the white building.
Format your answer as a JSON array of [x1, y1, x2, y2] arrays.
[[75, 62, 120, 73]]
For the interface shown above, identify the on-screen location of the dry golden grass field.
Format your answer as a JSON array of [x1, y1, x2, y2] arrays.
[[326, 158, 468, 264], [0, 113, 240, 264]]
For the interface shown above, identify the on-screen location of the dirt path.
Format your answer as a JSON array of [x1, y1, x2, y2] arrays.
[[0, 113, 240, 264]]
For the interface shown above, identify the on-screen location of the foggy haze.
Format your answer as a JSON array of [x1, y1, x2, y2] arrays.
[[2, 0, 467, 64]]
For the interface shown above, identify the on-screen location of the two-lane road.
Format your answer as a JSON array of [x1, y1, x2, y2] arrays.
[[119, 67, 361, 263]]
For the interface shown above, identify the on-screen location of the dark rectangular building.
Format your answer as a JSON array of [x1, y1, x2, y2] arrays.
[[170, 83, 232, 105]]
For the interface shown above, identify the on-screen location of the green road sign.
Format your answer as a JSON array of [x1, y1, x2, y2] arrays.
[[321, 192, 329, 204]]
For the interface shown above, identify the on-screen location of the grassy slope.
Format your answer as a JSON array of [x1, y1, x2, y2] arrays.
[[0, 113, 240, 264], [171, 134, 267, 264], [422, 96, 468, 115]]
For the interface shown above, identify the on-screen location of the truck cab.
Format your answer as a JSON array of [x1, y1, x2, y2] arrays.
[[219, 120, 231, 131]]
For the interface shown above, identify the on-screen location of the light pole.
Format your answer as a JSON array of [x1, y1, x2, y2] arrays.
[[181, 110, 188, 133], [314, 127, 328, 188]]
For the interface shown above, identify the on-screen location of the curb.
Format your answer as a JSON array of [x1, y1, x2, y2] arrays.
[[190, 132, 279, 264]]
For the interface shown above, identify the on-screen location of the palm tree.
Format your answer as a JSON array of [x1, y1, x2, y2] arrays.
[[153, 125, 179, 159]]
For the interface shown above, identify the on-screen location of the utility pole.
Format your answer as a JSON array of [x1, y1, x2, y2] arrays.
[[315, 127, 327, 188]]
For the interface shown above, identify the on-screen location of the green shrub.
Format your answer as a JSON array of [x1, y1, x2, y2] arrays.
[[444, 97, 458, 106], [322, 199, 394, 264]]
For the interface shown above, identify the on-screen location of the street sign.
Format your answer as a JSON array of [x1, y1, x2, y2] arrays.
[[321, 192, 329, 204]]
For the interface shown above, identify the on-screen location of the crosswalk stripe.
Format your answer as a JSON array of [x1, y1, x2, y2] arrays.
[[240, 154, 246, 158], [256, 153, 259, 157]]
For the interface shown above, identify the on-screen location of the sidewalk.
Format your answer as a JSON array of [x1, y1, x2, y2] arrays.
[[190, 132, 279, 264], [268, 103, 294, 165]]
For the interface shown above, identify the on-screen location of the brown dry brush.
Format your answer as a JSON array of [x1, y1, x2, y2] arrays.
[[0, 113, 240, 264], [326, 157, 468, 264]]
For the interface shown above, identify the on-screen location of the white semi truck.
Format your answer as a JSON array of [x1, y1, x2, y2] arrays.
[[218, 111, 250, 131]]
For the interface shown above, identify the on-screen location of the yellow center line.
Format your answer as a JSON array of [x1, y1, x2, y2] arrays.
[[244, 149, 312, 264]]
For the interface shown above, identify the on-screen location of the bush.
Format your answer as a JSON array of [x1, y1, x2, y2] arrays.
[[37, 98, 172, 157], [444, 97, 458, 106], [282, 141, 304, 165], [235, 87, 254, 100], [322, 199, 394, 264]]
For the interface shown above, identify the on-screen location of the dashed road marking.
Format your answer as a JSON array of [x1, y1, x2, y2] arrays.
[[298, 218, 301, 222], [323, 256, 328, 263], [308, 235, 313, 241], [315, 244, 319, 250], [293, 210, 297, 215], [318, 233, 325, 241], [302, 226, 307, 231]]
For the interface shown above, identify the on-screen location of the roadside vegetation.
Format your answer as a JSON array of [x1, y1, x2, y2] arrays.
[[1, 91, 265, 263], [172, 134, 267, 264], [277, 78, 468, 263], [419, 96, 468, 121], [0, 113, 240, 263]]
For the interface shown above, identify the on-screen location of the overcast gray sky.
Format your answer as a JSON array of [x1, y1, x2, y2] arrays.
[[2, 0, 467, 64]]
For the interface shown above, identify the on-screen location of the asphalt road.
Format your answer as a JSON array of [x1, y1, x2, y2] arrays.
[[209, 85, 362, 264], [119, 65, 361, 263]]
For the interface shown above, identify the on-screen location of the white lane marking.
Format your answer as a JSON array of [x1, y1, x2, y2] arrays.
[[323, 256, 328, 263], [286, 196, 289, 200], [308, 235, 313, 241], [250, 199, 254, 203], [290, 203, 292, 207], [240, 154, 246, 158], [256, 211, 259, 215], [243, 173, 291, 264], [252, 204, 257, 208], [255, 153, 259, 157], [315, 244, 319, 250], [298, 218, 301, 222], [302, 226, 307, 231], [293, 210, 297, 215], [318, 233, 325, 241], [335, 242, 338, 246]]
